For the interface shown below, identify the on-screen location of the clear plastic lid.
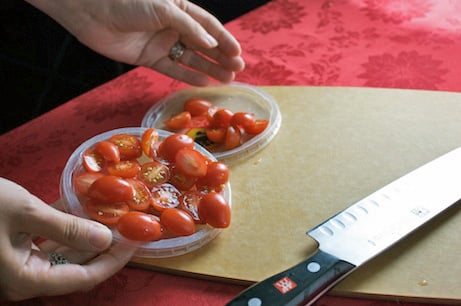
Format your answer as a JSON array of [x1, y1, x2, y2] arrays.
[[141, 83, 282, 163], [60, 127, 231, 258]]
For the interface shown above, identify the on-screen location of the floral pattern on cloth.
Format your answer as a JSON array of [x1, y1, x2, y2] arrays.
[[1, 0, 460, 305]]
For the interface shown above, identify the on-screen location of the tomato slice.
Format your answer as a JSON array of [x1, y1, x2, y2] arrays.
[[180, 191, 205, 224], [212, 108, 234, 129], [198, 192, 231, 228], [164, 111, 192, 130], [174, 148, 208, 177], [160, 208, 196, 237], [94, 141, 120, 163], [125, 178, 152, 211], [139, 161, 170, 188], [141, 128, 159, 158], [117, 211, 162, 241], [109, 134, 142, 159], [197, 161, 229, 188], [87, 175, 135, 203], [84, 198, 129, 225], [183, 98, 213, 116], [74, 172, 104, 196], [225, 126, 242, 150], [246, 119, 269, 135], [206, 128, 226, 143], [82, 148, 105, 173], [157, 134, 195, 161], [231, 112, 256, 131], [107, 159, 141, 178], [150, 183, 181, 212], [186, 114, 211, 129], [169, 165, 198, 191]]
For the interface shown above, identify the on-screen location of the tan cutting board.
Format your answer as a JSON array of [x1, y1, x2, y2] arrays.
[[130, 86, 461, 304]]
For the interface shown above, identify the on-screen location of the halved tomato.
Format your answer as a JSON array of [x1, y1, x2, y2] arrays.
[[186, 114, 211, 129], [225, 126, 242, 150], [107, 159, 141, 178], [206, 128, 226, 143], [150, 183, 181, 212], [83, 198, 129, 225], [109, 134, 142, 159], [183, 98, 213, 116], [197, 161, 229, 188], [174, 148, 208, 177], [180, 191, 205, 224], [87, 175, 135, 203], [212, 108, 234, 129], [141, 128, 159, 158], [160, 208, 196, 237], [246, 119, 269, 135], [169, 165, 198, 191], [94, 141, 120, 163], [74, 172, 104, 196], [82, 148, 105, 173], [125, 178, 153, 211], [164, 111, 192, 130], [117, 211, 162, 241], [157, 134, 195, 161], [231, 112, 256, 131], [139, 161, 170, 188]]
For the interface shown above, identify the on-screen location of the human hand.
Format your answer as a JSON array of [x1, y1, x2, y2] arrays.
[[0, 178, 137, 301], [25, 0, 245, 86]]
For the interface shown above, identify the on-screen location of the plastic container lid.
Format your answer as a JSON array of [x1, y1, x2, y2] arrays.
[[141, 82, 282, 163], [60, 127, 231, 258]]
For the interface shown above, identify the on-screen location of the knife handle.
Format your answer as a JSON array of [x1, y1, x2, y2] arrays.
[[225, 250, 355, 306]]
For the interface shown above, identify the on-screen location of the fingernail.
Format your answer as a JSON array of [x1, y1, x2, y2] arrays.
[[89, 224, 112, 249], [205, 34, 218, 48]]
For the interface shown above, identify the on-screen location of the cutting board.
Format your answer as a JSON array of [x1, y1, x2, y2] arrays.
[[130, 86, 461, 304]]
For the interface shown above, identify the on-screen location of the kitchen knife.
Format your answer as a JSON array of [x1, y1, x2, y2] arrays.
[[226, 147, 461, 306]]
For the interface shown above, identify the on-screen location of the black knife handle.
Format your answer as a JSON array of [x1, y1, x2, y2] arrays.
[[225, 250, 355, 306]]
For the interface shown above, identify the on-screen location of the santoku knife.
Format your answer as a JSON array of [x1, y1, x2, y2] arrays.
[[226, 147, 461, 306]]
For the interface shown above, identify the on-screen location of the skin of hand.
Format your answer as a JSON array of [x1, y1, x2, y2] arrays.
[[0, 178, 138, 301], [25, 0, 245, 86]]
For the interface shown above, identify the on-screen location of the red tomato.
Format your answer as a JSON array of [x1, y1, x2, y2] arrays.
[[231, 112, 256, 131], [139, 161, 170, 188], [74, 172, 104, 196], [141, 128, 159, 158], [197, 161, 229, 188], [109, 134, 142, 159], [225, 126, 242, 150], [198, 192, 231, 228], [87, 175, 135, 203], [169, 165, 198, 191], [160, 208, 196, 236], [183, 98, 213, 116], [107, 159, 141, 178], [84, 198, 129, 225], [212, 108, 234, 129], [206, 128, 226, 143], [94, 141, 120, 163], [157, 134, 195, 161], [164, 111, 192, 130], [180, 191, 205, 224], [150, 183, 181, 212], [175, 148, 208, 177], [125, 178, 153, 211], [186, 114, 211, 129], [82, 148, 105, 173], [246, 119, 269, 135], [117, 211, 162, 241]]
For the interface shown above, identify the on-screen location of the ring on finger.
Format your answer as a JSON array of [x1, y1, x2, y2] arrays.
[[48, 252, 71, 265], [168, 41, 186, 62]]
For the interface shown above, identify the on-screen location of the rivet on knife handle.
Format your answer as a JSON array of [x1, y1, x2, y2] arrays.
[[225, 250, 355, 306]]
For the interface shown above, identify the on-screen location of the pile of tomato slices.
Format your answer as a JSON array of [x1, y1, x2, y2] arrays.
[[73, 128, 231, 242], [164, 97, 269, 151]]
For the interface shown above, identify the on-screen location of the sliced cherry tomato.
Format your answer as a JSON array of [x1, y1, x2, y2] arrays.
[[140, 161, 170, 188], [175, 148, 208, 177], [74, 172, 104, 196], [169, 165, 198, 191], [246, 119, 269, 135], [94, 141, 120, 163], [87, 175, 135, 203], [198, 191, 231, 228], [107, 159, 141, 178], [180, 191, 205, 224], [150, 183, 181, 212], [212, 108, 234, 129], [160, 208, 196, 237], [164, 111, 192, 130], [186, 114, 211, 129], [197, 161, 229, 188], [82, 148, 105, 173], [206, 128, 226, 143], [157, 134, 195, 161], [117, 211, 162, 241], [225, 126, 242, 150], [84, 198, 129, 225], [231, 112, 256, 131], [109, 134, 142, 159], [141, 128, 159, 158], [183, 98, 213, 116], [126, 178, 152, 211]]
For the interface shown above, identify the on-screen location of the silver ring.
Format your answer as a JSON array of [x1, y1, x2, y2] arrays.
[[48, 252, 71, 265], [168, 41, 186, 61]]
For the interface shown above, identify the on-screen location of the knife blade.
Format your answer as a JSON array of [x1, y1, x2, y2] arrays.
[[226, 147, 461, 306]]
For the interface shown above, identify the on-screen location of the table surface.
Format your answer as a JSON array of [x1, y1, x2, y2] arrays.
[[2, 0, 461, 305]]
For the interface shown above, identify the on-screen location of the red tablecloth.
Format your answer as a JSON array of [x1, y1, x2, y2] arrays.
[[2, 0, 461, 305]]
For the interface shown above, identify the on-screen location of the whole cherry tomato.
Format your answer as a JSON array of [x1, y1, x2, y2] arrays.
[[160, 208, 196, 236], [225, 126, 242, 150], [183, 98, 213, 116], [198, 192, 231, 228], [94, 141, 120, 163], [157, 134, 195, 161], [169, 165, 198, 191], [87, 175, 135, 203], [117, 211, 162, 242], [174, 148, 208, 177], [246, 119, 269, 135], [197, 161, 229, 188], [83, 198, 129, 225], [231, 112, 256, 131], [109, 134, 142, 159], [212, 108, 234, 129]]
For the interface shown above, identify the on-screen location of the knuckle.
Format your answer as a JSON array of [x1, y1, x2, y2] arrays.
[[63, 216, 84, 243]]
